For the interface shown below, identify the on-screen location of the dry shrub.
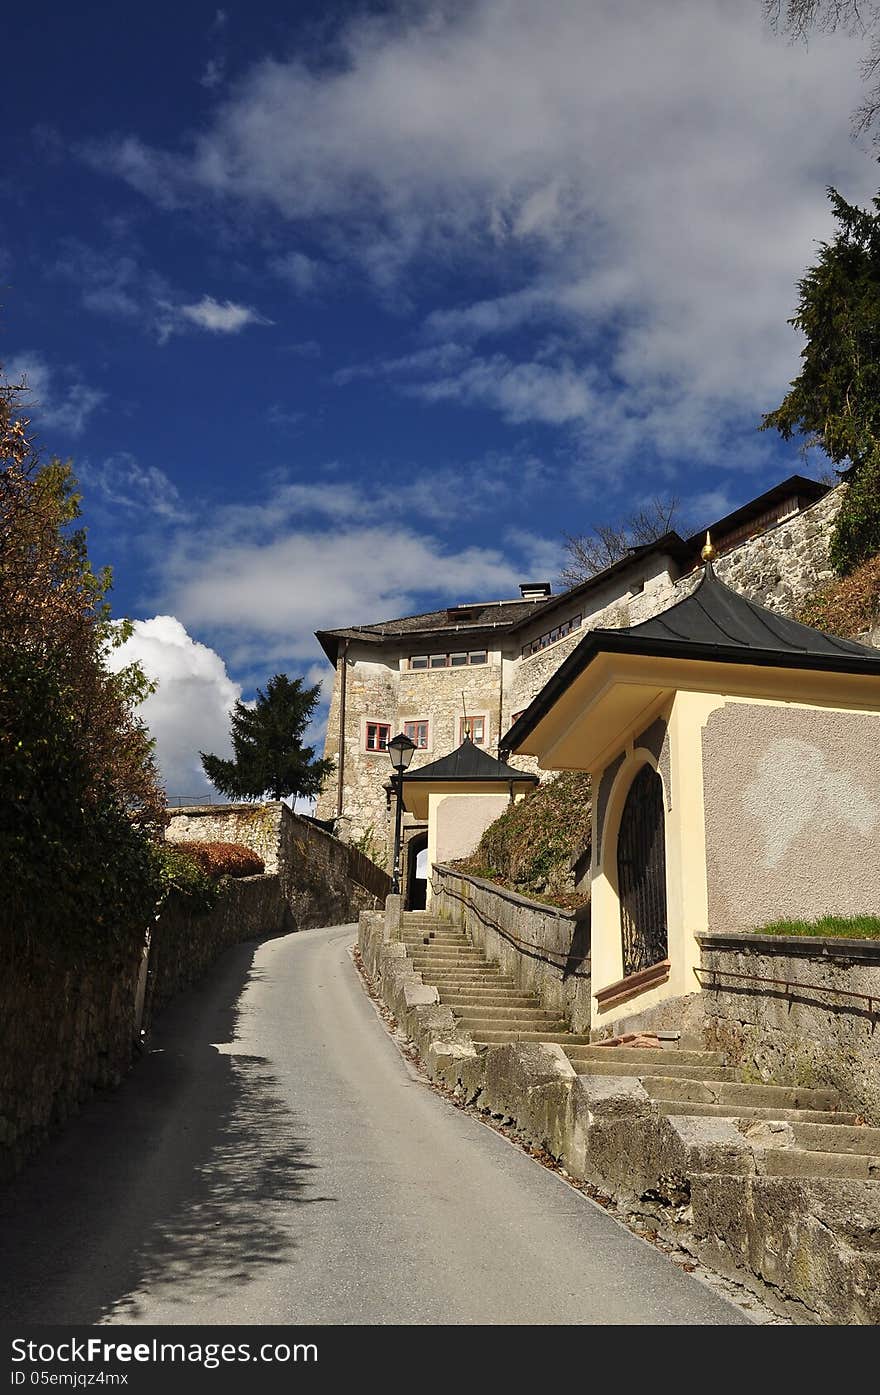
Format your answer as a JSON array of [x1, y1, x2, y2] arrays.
[[797, 554, 880, 640], [169, 841, 264, 879]]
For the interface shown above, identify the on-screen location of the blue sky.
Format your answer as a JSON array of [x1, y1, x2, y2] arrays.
[[3, 1, 877, 795]]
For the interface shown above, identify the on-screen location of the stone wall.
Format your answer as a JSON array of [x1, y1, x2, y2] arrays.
[[147, 873, 288, 1017], [166, 801, 386, 924], [699, 930, 880, 1122], [0, 871, 292, 1183], [166, 802, 283, 871], [433, 864, 591, 1033], [0, 941, 144, 1182]]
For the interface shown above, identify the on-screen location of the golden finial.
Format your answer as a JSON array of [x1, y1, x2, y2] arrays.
[[701, 530, 717, 565]]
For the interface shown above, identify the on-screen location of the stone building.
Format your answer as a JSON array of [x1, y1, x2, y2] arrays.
[[315, 474, 841, 877]]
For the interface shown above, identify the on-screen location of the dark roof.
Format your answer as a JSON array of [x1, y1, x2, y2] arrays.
[[315, 598, 546, 663], [680, 475, 827, 558], [403, 736, 538, 784], [315, 474, 833, 664], [508, 475, 831, 636], [502, 562, 880, 754]]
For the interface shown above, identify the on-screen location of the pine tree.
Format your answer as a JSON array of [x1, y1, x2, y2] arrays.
[[761, 186, 880, 574], [201, 673, 334, 801]]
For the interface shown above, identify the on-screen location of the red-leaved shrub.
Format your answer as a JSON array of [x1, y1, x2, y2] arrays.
[[168, 841, 264, 879]]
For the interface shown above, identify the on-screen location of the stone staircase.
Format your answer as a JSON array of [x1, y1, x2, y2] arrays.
[[400, 913, 880, 1180]]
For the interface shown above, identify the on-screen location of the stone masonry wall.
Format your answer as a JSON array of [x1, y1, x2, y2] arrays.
[[166, 801, 384, 924], [0, 940, 144, 1182], [433, 864, 591, 1033], [166, 802, 283, 872], [699, 931, 880, 1123], [0, 872, 291, 1183], [147, 873, 288, 1017]]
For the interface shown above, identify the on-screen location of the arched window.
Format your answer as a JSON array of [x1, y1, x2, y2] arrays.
[[616, 764, 668, 977]]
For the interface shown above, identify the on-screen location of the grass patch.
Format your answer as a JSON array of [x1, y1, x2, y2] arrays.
[[753, 915, 880, 940], [454, 770, 592, 910]]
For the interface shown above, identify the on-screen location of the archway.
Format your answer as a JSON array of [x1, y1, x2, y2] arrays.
[[405, 832, 429, 910], [616, 764, 668, 977]]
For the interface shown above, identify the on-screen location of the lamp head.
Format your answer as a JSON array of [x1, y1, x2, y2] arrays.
[[387, 732, 417, 773]]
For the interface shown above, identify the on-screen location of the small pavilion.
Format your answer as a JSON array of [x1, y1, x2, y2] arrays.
[[502, 548, 880, 1029], [400, 736, 538, 905]]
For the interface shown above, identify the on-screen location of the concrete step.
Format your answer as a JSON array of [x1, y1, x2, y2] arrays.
[[449, 1003, 559, 1020], [401, 937, 469, 948], [653, 1101, 859, 1125], [760, 1148, 880, 1180], [424, 970, 511, 982], [407, 952, 486, 965], [786, 1121, 880, 1156], [572, 1046, 727, 1068], [439, 992, 542, 1007], [641, 1077, 841, 1112], [569, 1058, 737, 1082], [453, 1014, 568, 1032], [472, 1029, 594, 1046]]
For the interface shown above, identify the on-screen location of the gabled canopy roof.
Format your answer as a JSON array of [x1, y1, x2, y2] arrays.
[[403, 736, 539, 785], [503, 562, 880, 757]]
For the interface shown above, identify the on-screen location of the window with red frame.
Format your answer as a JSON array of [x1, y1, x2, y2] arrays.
[[404, 719, 429, 749], [365, 721, 391, 752], [460, 715, 486, 745]]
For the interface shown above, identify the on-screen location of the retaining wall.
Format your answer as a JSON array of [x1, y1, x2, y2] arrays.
[[699, 931, 880, 1124], [167, 801, 388, 923], [147, 873, 288, 1017], [432, 864, 591, 1033], [0, 873, 288, 1182]]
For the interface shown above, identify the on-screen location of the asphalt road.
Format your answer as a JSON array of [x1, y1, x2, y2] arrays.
[[0, 923, 749, 1325]]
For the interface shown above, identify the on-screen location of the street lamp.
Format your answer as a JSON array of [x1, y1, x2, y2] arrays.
[[387, 732, 416, 896]]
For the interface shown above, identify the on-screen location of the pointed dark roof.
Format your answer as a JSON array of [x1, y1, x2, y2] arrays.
[[619, 562, 875, 658], [503, 563, 880, 754], [403, 736, 538, 784]]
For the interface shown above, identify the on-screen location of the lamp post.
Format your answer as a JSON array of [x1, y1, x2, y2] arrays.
[[387, 732, 416, 896]]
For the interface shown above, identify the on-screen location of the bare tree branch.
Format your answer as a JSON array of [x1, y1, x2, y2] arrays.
[[560, 496, 688, 586]]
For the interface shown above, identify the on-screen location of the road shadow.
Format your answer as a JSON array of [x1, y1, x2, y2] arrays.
[[0, 938, 327, 1324]]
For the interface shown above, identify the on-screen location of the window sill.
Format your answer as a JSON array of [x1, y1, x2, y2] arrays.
[[595, 959, 670, 1013]]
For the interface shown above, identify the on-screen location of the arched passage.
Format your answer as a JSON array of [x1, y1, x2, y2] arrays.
[[616, 764, 668, 977], [405, 832, 429, 910]]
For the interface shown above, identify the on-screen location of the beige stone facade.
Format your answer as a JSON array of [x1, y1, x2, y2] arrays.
[[316, 479, 844, 867]]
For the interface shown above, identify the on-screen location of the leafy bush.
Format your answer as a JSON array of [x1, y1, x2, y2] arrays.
[[0, 372, 165, 960], [167, 840, 264, 879], [829, 457, 880, 576], [151, 843, 220, 913], [456, 771, 592, 908], [797, 553, 880, 639]]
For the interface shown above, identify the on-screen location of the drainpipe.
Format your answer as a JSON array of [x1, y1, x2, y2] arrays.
[[497, 651, 504, 756], [336, 638, 348, 823]]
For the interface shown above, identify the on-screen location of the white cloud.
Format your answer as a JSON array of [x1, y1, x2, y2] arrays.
[[80, 453, 189, 521], [52, 241, 271, 342], [270, 250, 326, 294], [88, 0, 877, 475], [106, 616, 242, 799], [4, 351, 103, 438], [178, 294, 271, 334], [163, 523, 522, 667]]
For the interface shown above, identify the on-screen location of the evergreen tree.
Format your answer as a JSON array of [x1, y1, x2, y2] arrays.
[[761, 186, 880, 574], [201, 674, 334, 801]]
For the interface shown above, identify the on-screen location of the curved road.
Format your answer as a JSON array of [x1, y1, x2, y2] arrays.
[[0, 924, 748, 1325]]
